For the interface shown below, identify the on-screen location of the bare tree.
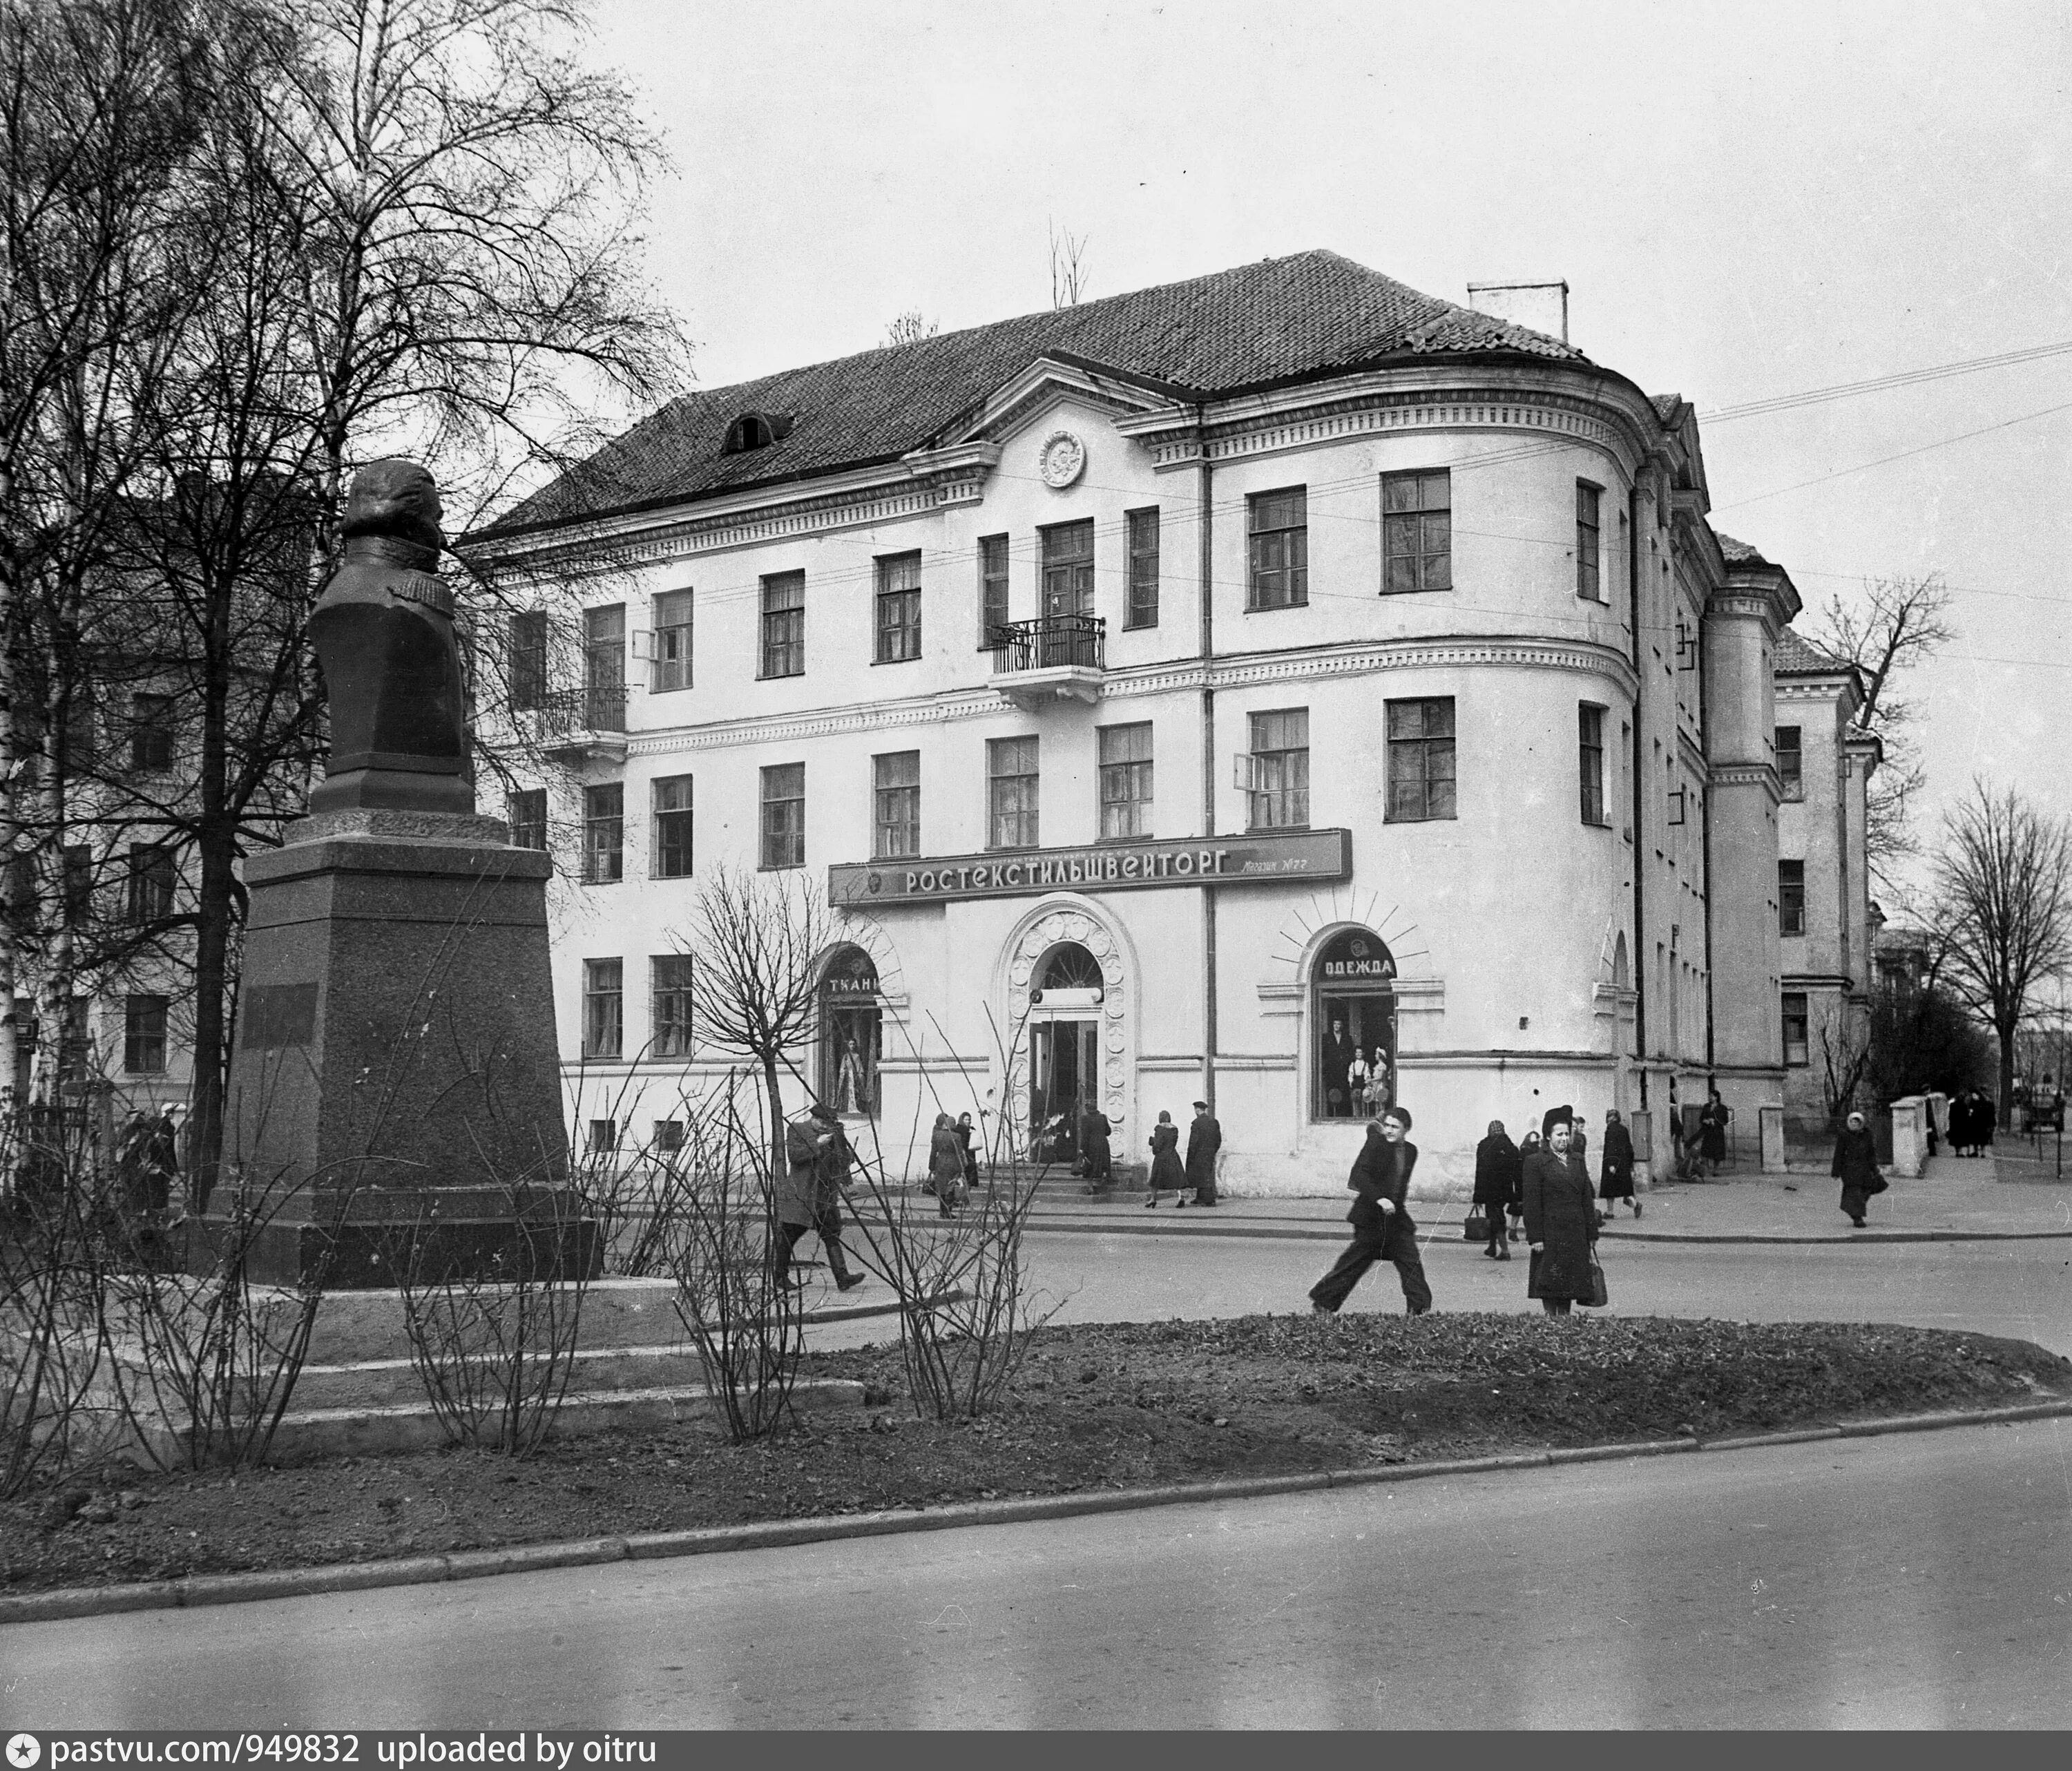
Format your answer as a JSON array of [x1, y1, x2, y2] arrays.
[[881, 310, 939, 347], [1932, 780, 2072, 1107], [678, 863, 840, 1178], [1806, 573, 1955, 897], [1048, 218, 1089, 309]]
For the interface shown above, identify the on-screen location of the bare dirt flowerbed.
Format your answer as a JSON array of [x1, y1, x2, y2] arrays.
[[5, 1313, 2066, 1596]]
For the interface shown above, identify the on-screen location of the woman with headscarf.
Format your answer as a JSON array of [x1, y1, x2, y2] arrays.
[[928, 1111, 966, 1216], [1145, 1109, 1187, 1207], [1832, 1109, 1885, 1227], [1510, 1128, 1542, 1243], [1472, 1119, 1521, 1260], [1698, 1089, 1729, 1177], [1598, 1108, 1639, 1218], [1522, 1109, 1598, 1316]]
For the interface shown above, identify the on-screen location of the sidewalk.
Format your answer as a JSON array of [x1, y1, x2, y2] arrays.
[[1008, 1150, 2071, 1245]]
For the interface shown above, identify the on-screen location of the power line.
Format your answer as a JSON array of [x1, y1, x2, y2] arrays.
[[1699, 339, 2072, 424]]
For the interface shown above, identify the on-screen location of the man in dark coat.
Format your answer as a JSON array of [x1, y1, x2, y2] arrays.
[[1472, 1119, 1520, 1259], [1078, 1104, 1114, 1194], [1832, 1109, 1886, 1226], [1522, 1112, 1598, 1315], [1308, 1107, 1432, 1316], [774, 1103, 865, 1292], [1180, 1099, 1222, 1207], [1598, 1108, 1639, 1218]]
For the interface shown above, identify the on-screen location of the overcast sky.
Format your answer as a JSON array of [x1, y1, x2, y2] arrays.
[[588, 0, 2072, 917]]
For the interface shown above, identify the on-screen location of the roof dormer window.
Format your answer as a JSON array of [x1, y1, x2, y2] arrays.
[[724, 412, 778, 454]]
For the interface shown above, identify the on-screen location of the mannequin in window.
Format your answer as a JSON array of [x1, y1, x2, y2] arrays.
[[1323, 1017, 1356, 1116]]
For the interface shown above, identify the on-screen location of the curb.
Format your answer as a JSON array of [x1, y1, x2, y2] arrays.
[[1020, 1216, 2072, 1247], [5, 1398, 2066, 1628]]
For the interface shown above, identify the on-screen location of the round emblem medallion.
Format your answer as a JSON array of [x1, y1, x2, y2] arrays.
[[1037, 430, 1086, 489]]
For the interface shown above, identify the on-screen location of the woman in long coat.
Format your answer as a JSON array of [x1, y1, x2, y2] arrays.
[[1832, 1109, 1885, 1227], [928, 1112, 966, 1216], [1145, 1110, 1187, 1207], [1598, 1109, 1639, 1218], [1522, 1120, 1598, 1315], [1698, 1090, 1729, 1176], [1472, 1120, 1520, 1260], [1079, 1104, 1114, 1194]]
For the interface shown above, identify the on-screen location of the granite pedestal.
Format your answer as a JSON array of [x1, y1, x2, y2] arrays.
[[212, 809, 594, 1287]]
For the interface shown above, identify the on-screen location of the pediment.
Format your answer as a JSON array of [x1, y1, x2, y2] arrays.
[[945, 354, 1182, 450]]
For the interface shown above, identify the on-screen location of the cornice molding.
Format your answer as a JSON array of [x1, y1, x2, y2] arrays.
[[620, 634, 1646, 757]]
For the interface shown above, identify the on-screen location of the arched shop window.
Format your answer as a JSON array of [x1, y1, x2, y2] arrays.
[[1029, 942, 1104, 1165], [1312, 928, 1397, 1120], [819, 946, 880, 1116]]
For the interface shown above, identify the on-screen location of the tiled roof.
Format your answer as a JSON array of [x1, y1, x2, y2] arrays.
[[488, 250, 1590, 536], [1715, 531, 1769, 566], [1774, 627, 1853, 674]]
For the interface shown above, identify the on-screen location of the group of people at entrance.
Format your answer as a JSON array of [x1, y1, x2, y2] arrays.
[[1071, 1099, 1224, 1207], [1307, 1103, 1613, 1319]]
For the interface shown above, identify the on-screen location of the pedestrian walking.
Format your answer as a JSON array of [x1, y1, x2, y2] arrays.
[[1510, 1129, 1540, 1241], [1145, 1109, 1187, 1207], [1308, 1107, 1433, 1317], [775, 1103, 865, 1291], [928, 1111, 966, 1216], [1976, 1090, 1996, 1154], [1079, 1103, 1115, 1194], [955, 1110, 981, 1194], [1598, 1107, 1640, 1218], [1522, 1109, 1598, 1317], [1832, 1109, 1885, 1227], [1472, 1119, 1520, 1259], [1180, 1099, 1222, 1207], [1698, 1089, 1729, 1178]]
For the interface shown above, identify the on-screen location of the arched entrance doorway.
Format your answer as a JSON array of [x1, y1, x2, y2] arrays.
[[1029, 941, 1103, 1162], [1312, 928, 1397, 1119], [818, 946, 880, 1116]]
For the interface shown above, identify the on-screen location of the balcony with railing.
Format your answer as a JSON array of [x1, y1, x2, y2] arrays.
[[526, 682, 630, 763], [986, 614, 1106, 709]]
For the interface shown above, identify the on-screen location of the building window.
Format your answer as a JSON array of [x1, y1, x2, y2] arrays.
[[1041, 519, 1094, 617], [821, 946, 881, 1116], [1385, 698, 1457, 822], [1247, 487, 1307, 611], [1097, 722, 1153, 839], [126, 844, 174, 923], [1312, 928, 1397, 1120], [759, 571, 805, 678], [979, 534, 1010, 640], [1245, 708, 1310, 831], [1776, 725, 1803, 800], [873, 751, 920, 859], [587, 1117, 620, 1154], [760, 763, 805, 869], [651, 589, 692, 693], [1576, 481, 1603, 601], [1579, 704, 1609, 825], [582, 783, 623, 885], [582, 959, 623, 1060], [124, 995, 168, 1075], [653, 1118, 684, 1154], [506, 789, 547, 852], [1783, 990, 1810, 1066], [1125, 508, 1160, 629], [988, 736, 1040, 849], [1382, 469, 1451, 593], [584, 604, 625, 730], [508, 611, 548, 711], [652, 774, 693, 878], [875, 551, 922, 663], [1779, 859, 1806, 937], [62, 845, 93, 923], [651, 954, 692, 1058], [131, 694, 175, 772]]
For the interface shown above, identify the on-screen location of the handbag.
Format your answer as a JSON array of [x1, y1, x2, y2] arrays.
[[1580, 1255, 1609, 1308], [1464, 1207, 1489, 1241]]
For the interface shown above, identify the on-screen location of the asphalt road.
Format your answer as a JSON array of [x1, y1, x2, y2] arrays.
[[6, 1421, 2066, 1729], [811, 1227, 2072, 1357]]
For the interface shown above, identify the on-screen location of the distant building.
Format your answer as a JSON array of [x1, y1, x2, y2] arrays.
[[466, 251, 1874, 1194]]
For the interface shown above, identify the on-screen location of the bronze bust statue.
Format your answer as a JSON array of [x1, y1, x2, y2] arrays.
[[308, 460, 473, 815]]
